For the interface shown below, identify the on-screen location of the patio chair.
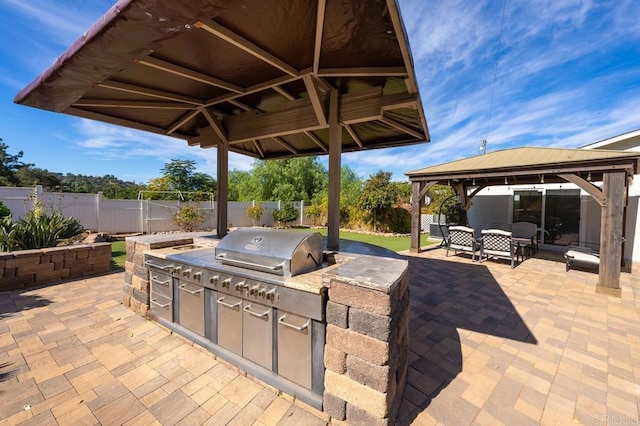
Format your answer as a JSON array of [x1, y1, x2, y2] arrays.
[[446, 225, 480, 261], [512, 222, 538, 258], [479, 229, 518, 268], [489, 221, 512, 232], [564, 246, 599, 272]]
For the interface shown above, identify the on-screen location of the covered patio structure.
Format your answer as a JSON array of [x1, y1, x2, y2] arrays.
[[406, 147, 640, 295], [14, 0, 429, 252]]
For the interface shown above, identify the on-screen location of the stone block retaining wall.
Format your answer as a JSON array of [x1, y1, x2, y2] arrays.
[[0, 243, 112, 290], [323, 272, 410, 425]]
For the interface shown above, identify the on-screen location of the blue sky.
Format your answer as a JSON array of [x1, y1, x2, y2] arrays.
[[1, 0, 639, 184]]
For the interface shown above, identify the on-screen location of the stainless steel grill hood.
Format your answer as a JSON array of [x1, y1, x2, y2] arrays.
[[215, 228, 323, 277]]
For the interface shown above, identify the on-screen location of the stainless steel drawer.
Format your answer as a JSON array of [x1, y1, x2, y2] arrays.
[[217, 294, 243, 355], [242, 301, 273, 370], [150, 293, 173, 322], [277, 310, 312, 389], [150, 273, 172, 299], [178, 282, 205, 336]]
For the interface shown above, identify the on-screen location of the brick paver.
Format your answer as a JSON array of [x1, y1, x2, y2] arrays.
[[1, 246, 640, 425]]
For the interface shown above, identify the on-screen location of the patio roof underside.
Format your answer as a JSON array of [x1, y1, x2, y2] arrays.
[[14, 0, 429, 160], [406, 147, 640, 187]]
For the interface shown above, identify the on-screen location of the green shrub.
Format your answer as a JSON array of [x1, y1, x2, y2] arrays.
[[246, 201, 266, 226], [272, 202, 298, 226], [0, 200, 10, 219], [173, 204, 205, 231], [0, 215, 18, 252], [12, 210, 84, 250]]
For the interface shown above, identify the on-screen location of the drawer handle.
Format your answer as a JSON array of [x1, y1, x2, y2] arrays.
[[278, 315, 310, 331], [145, 261, 174, 271], [152, 277, 170, 286], [179, 284, 203, 295], [151, 298, 170, 308], [217, 297, 242, 309], [243, 304, 269, 319]]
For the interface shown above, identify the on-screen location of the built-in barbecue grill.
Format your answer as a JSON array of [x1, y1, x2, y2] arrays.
[[144, 228, 327, 409], [214, 228, 323, 277]]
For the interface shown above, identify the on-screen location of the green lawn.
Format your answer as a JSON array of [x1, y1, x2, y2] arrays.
[[109, 230, 433, 268], [111, 240, 126, 269], [294, 228, 433, 253]]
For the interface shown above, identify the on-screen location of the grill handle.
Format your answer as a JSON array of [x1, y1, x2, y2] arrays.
[[278, 315, 310, 331], [179, 284, 203, 295], [145, 261, 174, 271], [151, 276, 170, 286], [217, 297, 242, 309], [151, 298, 170, 308], [215, 253, 284, 272], [243, 304, 270, 319]]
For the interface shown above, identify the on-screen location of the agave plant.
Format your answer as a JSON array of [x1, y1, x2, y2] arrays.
[[13, 210, 84, 250], [0, 215, 19, 252]]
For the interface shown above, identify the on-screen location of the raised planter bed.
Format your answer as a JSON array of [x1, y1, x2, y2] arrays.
[[0, 243, 112, 291]]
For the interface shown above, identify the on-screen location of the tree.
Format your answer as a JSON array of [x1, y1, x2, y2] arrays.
[[272, 201, 299, 227], [16, 166, 61, 190], [155, 159, 216, 200], [359, 171, 399, 232], [0, 139, 32, 186], [246, 201, 266, 226]]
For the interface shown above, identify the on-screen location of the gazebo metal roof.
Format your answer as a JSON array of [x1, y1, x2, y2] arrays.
[[15, 0, 429, 160]]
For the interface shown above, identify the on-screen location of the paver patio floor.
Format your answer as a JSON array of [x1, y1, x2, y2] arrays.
[[1, 246, 639, 425]]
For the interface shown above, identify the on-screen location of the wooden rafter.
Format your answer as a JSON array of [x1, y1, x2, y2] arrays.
[[195, 21, 298, 77], [343, 124, 363, 148], [72, 100, 196, 110], [98, 81, 203, 105], [380, 115, 424, 140], [273, 85, 296, 101], [303, 74, 327, 126], [272, 137, 298, 154], [66, 107, 191, 140], [201, 107, 229, 144], [206, 74, 301, 106], [304, 131, 328, 152], [168, 110, 201, 135], [134, 56, 243, 93], [313, 0, 326, 74], [318, 67, 408, 77], [252, 140, 265, 158]]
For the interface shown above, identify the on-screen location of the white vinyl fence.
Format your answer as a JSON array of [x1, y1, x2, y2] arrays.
[[0, 186, 313, 234]]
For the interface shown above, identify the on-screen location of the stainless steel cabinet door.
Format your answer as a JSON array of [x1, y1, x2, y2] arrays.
[[217, 294, 243, 355], [242, 301, 273, 369], [178, 283, 205, 336], [277, 311, 312, 389]]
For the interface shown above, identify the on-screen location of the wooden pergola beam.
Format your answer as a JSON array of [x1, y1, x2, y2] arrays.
[[313, 0, 326, 74], [72, 100, 196, 110], [195, 21, 298, 77], [135, 56, 244, 93], [318, 67, 408, 77], [303, 74, 327, 126], [168, 110, 201, 135], [410, 181, 437, 252], [201, 107, 229, 144], [559, 173, 606, 207], [98, 81, 203, 105], [598, 171, 626, 294], [343, 124, 363, 148], [380, 115, 424, 140]]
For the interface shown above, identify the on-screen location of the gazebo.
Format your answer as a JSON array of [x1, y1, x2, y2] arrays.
[[406, 146, 640, 295], [14, 0, 430, 251]]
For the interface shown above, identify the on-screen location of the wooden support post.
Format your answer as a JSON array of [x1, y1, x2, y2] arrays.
[[217, 141, 229, 238], [327, 90, 341, 251], [597, 171, 625, 296], [410, 181, 423, 252]]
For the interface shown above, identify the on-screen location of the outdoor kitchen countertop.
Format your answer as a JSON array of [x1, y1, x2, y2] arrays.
[[136, 231, 407, 295]]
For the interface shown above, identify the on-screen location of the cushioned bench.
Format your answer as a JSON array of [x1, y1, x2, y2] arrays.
[[564, 246, 599, 271]]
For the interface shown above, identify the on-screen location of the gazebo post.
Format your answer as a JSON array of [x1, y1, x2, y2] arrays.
[[327, 89, 341, 251], [597, 171, 626, 295], [216, 141, 229, 238], [410, 181, 422, 252]]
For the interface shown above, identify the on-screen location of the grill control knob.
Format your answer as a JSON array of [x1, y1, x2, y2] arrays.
[[210, 275, 219, 285], [235, 282, 244, 292], [182, 269, 191, 277], [265, 290, 276, 301], [222, 279, 231, 289], [173, 266, 182, 274], [249, 285, 259, 296], [193, 272, 201, 281], [257, 288, 266, 297]]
